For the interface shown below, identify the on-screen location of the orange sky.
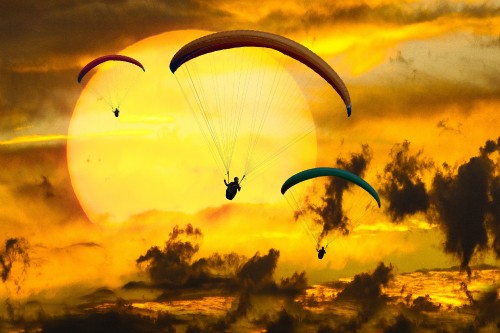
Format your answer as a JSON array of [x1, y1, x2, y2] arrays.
[[0, 0, 498, 316]]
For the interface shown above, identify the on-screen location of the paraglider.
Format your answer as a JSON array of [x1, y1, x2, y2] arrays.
[[317, 245, 327, 260], [77, 55, 145, 117], [170, 30, 352, 198], [281, 167, 381, 258], [170, 30, 352, 117], [281, 168, 381, 206], [224, 175, 242, 200]]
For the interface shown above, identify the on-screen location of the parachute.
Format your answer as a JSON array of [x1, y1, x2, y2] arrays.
[[281, 167, 381, 207], [281, 167, 381, 248], [77, 55, 145, 83], [170, 30, 352, 116], [77, 55, 145, 116], [170, 30, 351, 184]]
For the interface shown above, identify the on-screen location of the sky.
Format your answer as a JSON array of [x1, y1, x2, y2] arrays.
[[0, 0, 499, 332]]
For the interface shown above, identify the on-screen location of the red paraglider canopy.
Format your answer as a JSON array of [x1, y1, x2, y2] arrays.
[[170, 30, 351, 116]]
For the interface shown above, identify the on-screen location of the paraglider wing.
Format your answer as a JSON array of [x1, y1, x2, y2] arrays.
[[280, 167, 381, 208], [77, 55, 145, 83], [169, 30, 352, 116]]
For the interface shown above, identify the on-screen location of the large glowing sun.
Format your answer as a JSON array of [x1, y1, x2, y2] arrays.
[[67, 30, 316, 224]]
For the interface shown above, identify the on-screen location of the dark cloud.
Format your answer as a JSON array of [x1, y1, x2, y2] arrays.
[[258, 2, 500, 33], [336, 262, 395, 329], [136, 225, 303, 297], [279, 271, 308, 295], [0, 68, 79, 131], [379, 140, 433, 222], [437, 119, 462, 135], [460, 281, 476, 306], [0, 1, 233, 64], [0, 1, 235, 132], [488, 175, 500, 258], [79, 287, 116, 304], [389, 50, 413, 66], [410, 294, 441, 312], [0, 145, 86, 226], [136, 224, 203, 287], [133, 225, 310, 332], [41, 310, 176, 333], [347, 63, 500, 123], [169, 223, 202, 240], [0, 238, 30, 284], [474, 288, 500, 328], [382, 314, 415, 333], [430, 137, 500, 275], [265, 308, 299, 333], [238, 248, 279, 289], [303, 145, 372, 241], [67, 242, 102, 249]]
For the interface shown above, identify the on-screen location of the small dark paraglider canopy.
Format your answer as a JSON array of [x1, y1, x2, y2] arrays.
[[77, 55, 145, 83]]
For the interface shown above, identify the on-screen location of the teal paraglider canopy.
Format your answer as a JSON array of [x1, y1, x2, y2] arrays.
[[281, 167, 381, 208]]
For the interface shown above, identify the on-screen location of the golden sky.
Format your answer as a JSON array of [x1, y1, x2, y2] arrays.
[[0, 1, 499, 331]]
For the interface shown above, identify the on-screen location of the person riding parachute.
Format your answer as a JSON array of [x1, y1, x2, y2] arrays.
[[281, 167, 381, 259], [169, 30, 352, 200], [77, 55, 145, 117]]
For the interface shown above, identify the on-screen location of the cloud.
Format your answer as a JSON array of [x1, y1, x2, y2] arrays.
[[430, 137, 500, 275], [41, 310, 176, 333], [410, 294, 441, 312], [0, 68, 79, 132], [136, 224, 305, 296], [334, 262, 395, 329], [437, 118, 462, 135], [301, 145, 373, 241], [0, 145, 87, 230], [264, 308, 299, 333], [256, 1, 500, 34], [238, 248, 279, 288], [0, 1, 232, 65], [0, 1, 235, 138], [0, 238, 30, 284], [379, 140, 433, 222], [136, 224, 203, 287], [381, 313, 415, 333]]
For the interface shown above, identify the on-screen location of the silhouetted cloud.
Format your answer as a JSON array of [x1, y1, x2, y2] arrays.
[[382, 314, 415, 333], [265, 308, 299, 333], [410, 294, 441, 312], [305, 145, 372, 241], [430, 137, 500, 275], [0, 238, 30, 284], [379, 140, 433, 222], [41, 310, 176, 333], [238, 248, 279, 289], [136, 225, 305, 301], [437, 118, 462, 135], [136, 224, 203, 287], [336, 262, 395, 327], [279, 271, 308, 295], [0, 145, 87, 228], [258, 2, 500, 33], [474, 288, 500, 328]]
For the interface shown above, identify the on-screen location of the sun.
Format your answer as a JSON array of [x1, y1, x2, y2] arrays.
[[67, 30, 317, 224]]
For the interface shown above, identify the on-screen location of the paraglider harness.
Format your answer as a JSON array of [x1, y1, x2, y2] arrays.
[[112, 108, 120, 117], [316, 244, 328, 260], [225, 172, 245, 200]]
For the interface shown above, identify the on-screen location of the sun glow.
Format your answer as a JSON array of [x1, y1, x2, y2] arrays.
[[67, 30, 317, 224]]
